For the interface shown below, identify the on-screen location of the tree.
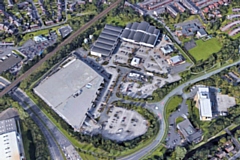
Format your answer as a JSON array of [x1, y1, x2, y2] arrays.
[[173, 146, 187, 160]]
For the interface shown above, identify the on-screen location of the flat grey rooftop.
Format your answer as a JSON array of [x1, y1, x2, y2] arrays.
[[34, 58, 104, 129], [0, 55, 22, 74], [0, 118, 17, 135]]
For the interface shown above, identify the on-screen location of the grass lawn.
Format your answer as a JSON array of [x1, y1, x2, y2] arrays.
[[189, 38, 222, 62], [165, 96, 183, 118], [19, 25, 64, 46], [106, 15, 143, 28], [142, 144, 166, 160], [176, 117, 185, 124]]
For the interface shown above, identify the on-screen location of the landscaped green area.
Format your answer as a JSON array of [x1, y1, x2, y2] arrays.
[[19, 26, 63, 46], [142, 144, 166, 160], [176, 116, 185, 124], [189, 38, 222, 62], [165, 96, 183, 118]]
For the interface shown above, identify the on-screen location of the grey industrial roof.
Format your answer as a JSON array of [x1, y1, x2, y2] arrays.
[[133, 32, 144, 42], [126, 23, 132, 29], [0, 55, 22, 74], [147, 26, 155, 34], [91, 46, 112, 56], [97, 37, 116, 45], [102, 29, 121, 37], [177, 119, 202, 142], [0, 118, 17, 135], [147, 35, 157, 45], [105, 24, 123, 33], [142, 34, 150, 43], [95, 42, 114, 50], [58, 25, 73, 38], [153, 29, 160, 36], [121, 21, 160, 47], [91, 25, 123, 57], [0, 108, 19, 121], [121, 29, 131, 38], [34, 58, 104, 129], [100, 33, 118, 41], [131, 22, 139, 30], [137, 21, 149, 31], [129, 30, 136, 39]]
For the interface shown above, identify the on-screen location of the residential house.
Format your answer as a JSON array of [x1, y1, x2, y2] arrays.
[[167, 5, 179, 16], [180, 0, 198, 14], [174, 2, 186, 12], [215, 151, 226, 159], [225, 144, 234, 153]]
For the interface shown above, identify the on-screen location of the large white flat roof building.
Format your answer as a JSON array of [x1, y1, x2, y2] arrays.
[[0, 131, 21, 160], [34, 58, 104, 130], [196, 87, 212, 121]]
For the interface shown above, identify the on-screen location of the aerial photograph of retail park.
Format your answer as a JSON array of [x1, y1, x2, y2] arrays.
[[1, 0, 240, 159]]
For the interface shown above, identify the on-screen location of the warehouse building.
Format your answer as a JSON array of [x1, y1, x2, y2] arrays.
[[91, 25, 123, 57], [34, 57, 104, 131], [195, 87, 212, 121], [121, 21, 160, 48], [0, 109, 24, 160]]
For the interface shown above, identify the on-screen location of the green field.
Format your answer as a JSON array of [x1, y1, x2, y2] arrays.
[[165, 96, 183, 119], [189, 38, 222, 61]]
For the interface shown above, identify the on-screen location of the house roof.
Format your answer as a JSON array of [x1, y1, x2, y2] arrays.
[[177, 119, 202, 142], [170, 55, 183, 63]]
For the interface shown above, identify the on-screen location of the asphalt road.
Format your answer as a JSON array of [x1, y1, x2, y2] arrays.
[[119, 60, 240, 160], [0, 77, 64, 160], [0, 0, 122, 98], [0, 77, 81, 160]]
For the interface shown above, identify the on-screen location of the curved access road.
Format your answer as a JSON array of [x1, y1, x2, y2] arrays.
[[119, 60, 240, 160], [0, 0, 122, 97]]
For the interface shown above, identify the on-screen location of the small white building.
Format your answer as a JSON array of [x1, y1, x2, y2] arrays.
[[195, 87, 212, 121], [131, 57, 141, 67], [33, 35, 47, 43], [196, 28, 207, 38], [160, 45, 174, 55]]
